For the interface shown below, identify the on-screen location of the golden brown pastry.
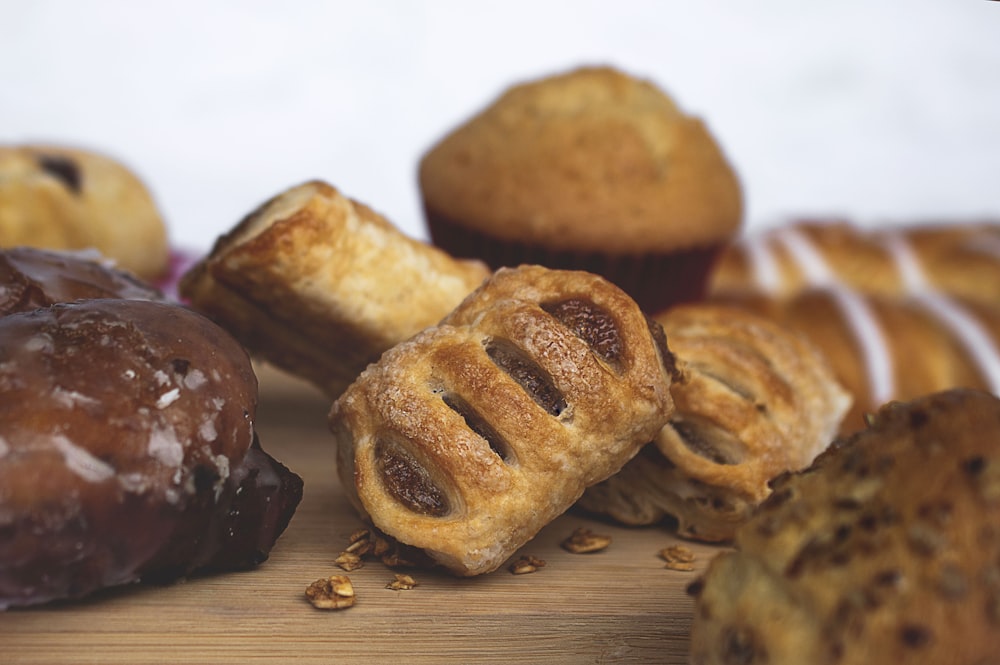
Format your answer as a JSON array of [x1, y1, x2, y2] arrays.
[[0, 298, 303, 608], [1, 246, 163, 315], [0, 144, 169, 280], [688, 388, 1000, 665], [710, 219, 1000, 307], [578, 303, 851, 542], [180, 180, 490, 398], [717, 288, 1000, 434], [419, 65, 743, 313], [330, 265, 677, 576]]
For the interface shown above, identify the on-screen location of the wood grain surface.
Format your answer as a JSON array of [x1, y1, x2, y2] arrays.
[[0, 367, 724, 665]]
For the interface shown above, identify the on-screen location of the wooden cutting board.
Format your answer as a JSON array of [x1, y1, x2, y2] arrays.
[[0, 367, 725, 665]]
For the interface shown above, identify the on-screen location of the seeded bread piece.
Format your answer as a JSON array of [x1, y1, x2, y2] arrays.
[[688, 388, 1000, 665]]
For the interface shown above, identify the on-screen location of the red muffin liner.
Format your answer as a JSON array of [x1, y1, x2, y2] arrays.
[[425, 210, 722, 315]]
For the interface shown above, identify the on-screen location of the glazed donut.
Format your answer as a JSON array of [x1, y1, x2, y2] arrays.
[[0, 298, 303, 608]]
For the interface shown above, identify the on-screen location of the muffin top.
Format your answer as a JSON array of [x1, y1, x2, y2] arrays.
[[419, 66, 743, 254]]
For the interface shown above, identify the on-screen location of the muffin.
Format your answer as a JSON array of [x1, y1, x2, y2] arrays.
[[0, 144, 169, 280], [418, 65, 743, 314]]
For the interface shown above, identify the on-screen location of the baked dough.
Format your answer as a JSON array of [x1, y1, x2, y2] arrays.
[[330, 265, 677, 575], [710, 219, 1000, 307], [0, 144, 169, 280], [1, 246, 162, 316], [717, 288, 1000, 434], [688, 388, 1000, 665], [0, 298, 302, 608], [579, 303, 851, 542], [180, 180, 490, 398]]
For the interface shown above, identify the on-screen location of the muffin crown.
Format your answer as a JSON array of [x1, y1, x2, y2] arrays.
[[419, 66, 743, 253]]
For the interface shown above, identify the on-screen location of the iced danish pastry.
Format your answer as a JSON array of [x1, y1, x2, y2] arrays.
[[579, 304, 851, 542], [330, 266, 677, 576], [688, 388, 1000, 665], [0, 298, 303, 608], [181, 180, 490, 398], [0, 144, 169, 280], [710, 219, 1000, 307]]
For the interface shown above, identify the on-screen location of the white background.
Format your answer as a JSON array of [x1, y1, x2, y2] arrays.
[[3, 0, 1000, 252]]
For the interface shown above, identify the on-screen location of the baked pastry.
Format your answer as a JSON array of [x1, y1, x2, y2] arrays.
[[0, 298, 303, 608], [181, 180, 490, 398], [578, 303, 851, 542], [0, 144, 169, 280], [688, 388, 1000, 665], [710, 219, 1000, 307], [716, 288, 1000, 434], [1, 246, 163, 316], [330, 265, 677, 576], [418, 65, 743, 313]]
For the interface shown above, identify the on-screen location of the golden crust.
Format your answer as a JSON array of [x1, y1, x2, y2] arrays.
[[180, 180, 490, 398], [418, 66, 743, 253], [0, 145, 168, 279], [710, 219, 1000, 307], [716, 289, 1000, 434], [330, 265, 676, 576], [689, 388, 1000, 665], [579, 303, 850, 542]]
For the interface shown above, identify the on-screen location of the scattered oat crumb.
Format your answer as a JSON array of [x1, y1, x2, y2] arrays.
[[509, 555, 547, 574], [386, 573, 418, 590], [339, 527, 421, 568], [561, 527, 612, 554], [305, 575, 356, 610], [335, 551, 364, 572], [660, 545, 696, 572]]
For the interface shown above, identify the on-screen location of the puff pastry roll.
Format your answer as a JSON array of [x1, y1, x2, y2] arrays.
[[579, 303, 851, 542], [181, 180, 490, 398], [330, 266, 677, 575], [709, 219, 1000, 307], [719, 288, 1000, 434]]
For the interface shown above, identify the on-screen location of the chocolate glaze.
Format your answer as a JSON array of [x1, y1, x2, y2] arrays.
[[0, 247, 163, 316], [0, 299, 302, 608]]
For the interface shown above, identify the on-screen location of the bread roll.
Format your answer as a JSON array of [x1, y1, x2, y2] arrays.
[[688, 388, 1000, 665]]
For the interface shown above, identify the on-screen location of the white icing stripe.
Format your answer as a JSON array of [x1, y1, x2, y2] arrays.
[[743, 232, 783, 294], [881, 231, 928, 292], [916, 294, 1000, 393], [773, 227, 836, 286], [829, 287, 896, 406], [772, 228, 895, 404], [50, 434, 116, 483]]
